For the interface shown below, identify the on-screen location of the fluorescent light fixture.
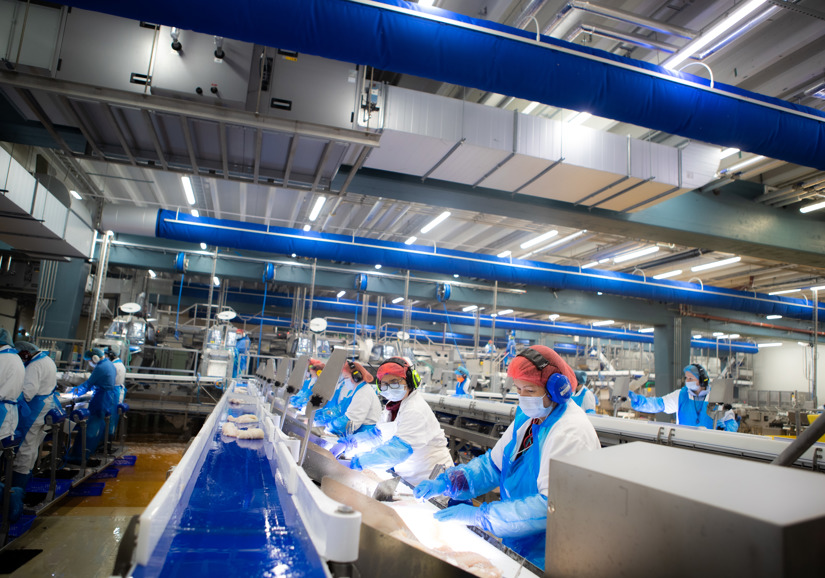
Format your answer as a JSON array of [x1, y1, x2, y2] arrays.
[[582, 261, 599, 269], [462, 305, 478, 312], [308, 196, 326, 221], [391, 297, 404, 304], [798, 342, 809, 347], [639, 327, 655, 333], [519, 252, 534, 259], [190, 209, 199, 218], [336, 290, 345, 298], [692, 334, 703, 340], [722, 155, 766, 174], [291, 253, 297, 258], [405, 236, 417, 245], [567, 111, 592, 125], [727, 334, 740, 339], [599, 258, 610, 264], [522, 101, 540, 115], [148, 269, 156, 278], [420, 211, 451, 234], [70, 190, 82, 200], [302, 224, 311, 232], [497, 250, 512, 258], [200, 242, 207, 250], [596, 292, 603, 295], [548, 314, 559, 321], [213, 276, 220, 287], [592, 320, 614, 327], [766, 314, 782, 320], [497, 309, 514, 316], [713, 332, 724, 337], [757, 342, 783, 348], [663, 0, 768, 70], [418, 0, 435, 6], [453, 274, 459, 278], [532, 230, 587, 254], [374, 264, 382, 270], [520, 230, 558, 249], [181, 176, 196, 205], [720, 148, 740, 159], [768, 288, 800, 295], [614, 246, 660, 263], [811, 285, 825, 291], [800, 200, 825, 214], [653, 269, 682, 280], [691, 256, 741, 272]]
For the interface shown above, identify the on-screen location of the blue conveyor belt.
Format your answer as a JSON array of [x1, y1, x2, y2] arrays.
[[133, 403, 327, 578]]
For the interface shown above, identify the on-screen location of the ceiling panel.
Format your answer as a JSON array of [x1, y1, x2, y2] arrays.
[[428, 143, 511, 185]]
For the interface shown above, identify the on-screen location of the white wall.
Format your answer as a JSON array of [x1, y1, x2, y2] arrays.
[[752, 340, 825, 401]]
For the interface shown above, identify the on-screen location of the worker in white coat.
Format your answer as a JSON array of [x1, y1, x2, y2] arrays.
[[338, 357, 453, 485], [12, 341, 61, 490], [414, 345, 600, 570], [0, 328, 25, 442], [571, 369, 597, 414], [107, 348, 126, 436], [317, 361, 382, 436]]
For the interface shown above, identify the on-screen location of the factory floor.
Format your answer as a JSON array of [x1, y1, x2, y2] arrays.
[[0, 440, 186, 577]]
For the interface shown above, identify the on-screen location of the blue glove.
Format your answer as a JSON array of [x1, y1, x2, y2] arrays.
[[628, 391, 665, 413], [433, 504, 481, 526], [349, 455, 363, 471], [326, 413, 351, 437], [349, 436, 413, 472], [330, 442, 347, 458], [414, 477, 450, 500]]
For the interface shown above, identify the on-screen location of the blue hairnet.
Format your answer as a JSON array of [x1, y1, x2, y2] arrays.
[[455, 365, 469, 378], [14, 341, 38, 354], [574, 370, 587, 386], [683, 364, 700, 381], [84, 347, 105, 360], [0, 328, 13, 347]]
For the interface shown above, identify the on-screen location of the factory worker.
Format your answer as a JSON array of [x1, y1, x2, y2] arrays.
[[317, 361, 381, 436], [340, 357, 453, 485], [629, 363, 715, 428], [67, 348, 119, 462], [718, 403, 740, 432], [13, 342, 62, 490], [289, 358, 325, 411], [503, 331, 517, 368], [571, 369, 597, 414], [413, 345, 600, 570], [106, 348, 126, 436], [452, 366, 472, 398], [0, 328, 25, 443]]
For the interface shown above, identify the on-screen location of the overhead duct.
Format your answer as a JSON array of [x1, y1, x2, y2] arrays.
[[100, 207, 818, 320], [61, 0, 825, 170]]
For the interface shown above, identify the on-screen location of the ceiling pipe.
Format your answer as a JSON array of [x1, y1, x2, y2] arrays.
[[560, 1, 695, 39], [617, 248, 709, 274], [774, 191, 825, 209], [568, 24, 680, 53], [684, 311, 825, 338], [512, 0, 549, 31]]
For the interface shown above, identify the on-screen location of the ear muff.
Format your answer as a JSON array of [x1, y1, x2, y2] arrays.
[[91, 354, 101, 364], [347, 361, 363, 383], [516, 347, 572, 404], [692, 364, 709, 387]]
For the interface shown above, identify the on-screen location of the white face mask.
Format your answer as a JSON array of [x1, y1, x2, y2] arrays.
[[518, 394, 552, 418], [381, 388, 407, 402], [686, 380, 701, 393]]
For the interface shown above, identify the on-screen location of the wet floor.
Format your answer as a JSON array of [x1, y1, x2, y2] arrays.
[[2, 440, 187, 577]]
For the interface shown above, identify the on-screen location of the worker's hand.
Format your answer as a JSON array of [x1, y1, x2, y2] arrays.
[[628, 391, 641, 406], [348, 455, 363, 471], [329, 442, 348, 458], [414, 477, 449, 500], [433, 504, 480, 526]]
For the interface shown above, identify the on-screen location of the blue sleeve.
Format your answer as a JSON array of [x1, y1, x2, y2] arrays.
[[478, 494, 548, 539], [341, 427, 383, 454], [722, 419, 739, 432], [73, 381, 92, 396], [326, 413, 351, 436], [585, 408, 595, 414], [629, 391, 665, 413], [443, 450, 501, 500], [354, 436, 413, 470]]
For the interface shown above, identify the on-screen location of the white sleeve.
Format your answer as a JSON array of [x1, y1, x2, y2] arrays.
[[344, 387, 372, 431], [21, 365, 41, 402], [581, 389, 597, 413], [537, 409, 600, 495], [662, 389, 682, 414]]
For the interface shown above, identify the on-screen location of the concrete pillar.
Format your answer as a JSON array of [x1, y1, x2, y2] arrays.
[[40, 258, 90, 362], [653, 316, 692, 421]]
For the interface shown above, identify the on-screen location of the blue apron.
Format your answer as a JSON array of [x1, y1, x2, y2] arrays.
[[676, 387, 715, 428], [571, 388, 587, 406], [498, 401, 569, 569], [16, 352, 61, 441], [334, 381, 376, 435], [452, 379, 472, 398]]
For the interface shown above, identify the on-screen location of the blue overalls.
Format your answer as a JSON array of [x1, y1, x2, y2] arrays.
[[497, 402, 569, 569], [68, 358, 118, 461], [326, 381, 378, 436], [676, 387, 715, 428]]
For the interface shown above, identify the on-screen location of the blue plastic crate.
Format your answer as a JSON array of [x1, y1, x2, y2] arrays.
[[68, 482, 105, 497], [112, 455, 137, 466], [91, 468, 119, 479], [25, 478, 71, 496], [8, 514, 35, 538]]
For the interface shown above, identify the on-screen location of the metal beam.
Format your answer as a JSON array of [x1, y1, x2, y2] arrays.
[[333, 168, 825, 269], [312, 141, 333, 192], [180, 116, 199, 174], [101, 104, 137, 166], [219, 122, 229, 180], [252, 127, 263, 184], [141, 110, 169, 171], [283, 135, 299, 187], [58, 95, 105, 159]]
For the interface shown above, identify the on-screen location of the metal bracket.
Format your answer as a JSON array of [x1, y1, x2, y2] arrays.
[[656, 426, 665, 444], [666, 428, 676, 446], [813, 447, 823, 471]]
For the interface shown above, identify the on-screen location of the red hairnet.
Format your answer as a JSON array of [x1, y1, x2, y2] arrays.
[[343, 361, 373, 383], [508, 345, 576, 391], [377, 359, 409, 382], [308, 358, 325, 371]]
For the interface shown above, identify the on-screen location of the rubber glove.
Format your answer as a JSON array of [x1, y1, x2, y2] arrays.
[[433, 504, 481, 525], [330, 442, 348, 458], [414, 476, 450, 500], [628, 391, 665, 413], [349, 455, 364, 471]]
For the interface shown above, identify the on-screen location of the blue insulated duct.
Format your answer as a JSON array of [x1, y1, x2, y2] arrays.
[[154, 210, 816, 321], [63, 0, 825, 169], [175, 282, 759, 354]]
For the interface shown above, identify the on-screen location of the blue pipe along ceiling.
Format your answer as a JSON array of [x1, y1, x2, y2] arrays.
[[63, 0, 825, 170], [153, 209, 817, 322]]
